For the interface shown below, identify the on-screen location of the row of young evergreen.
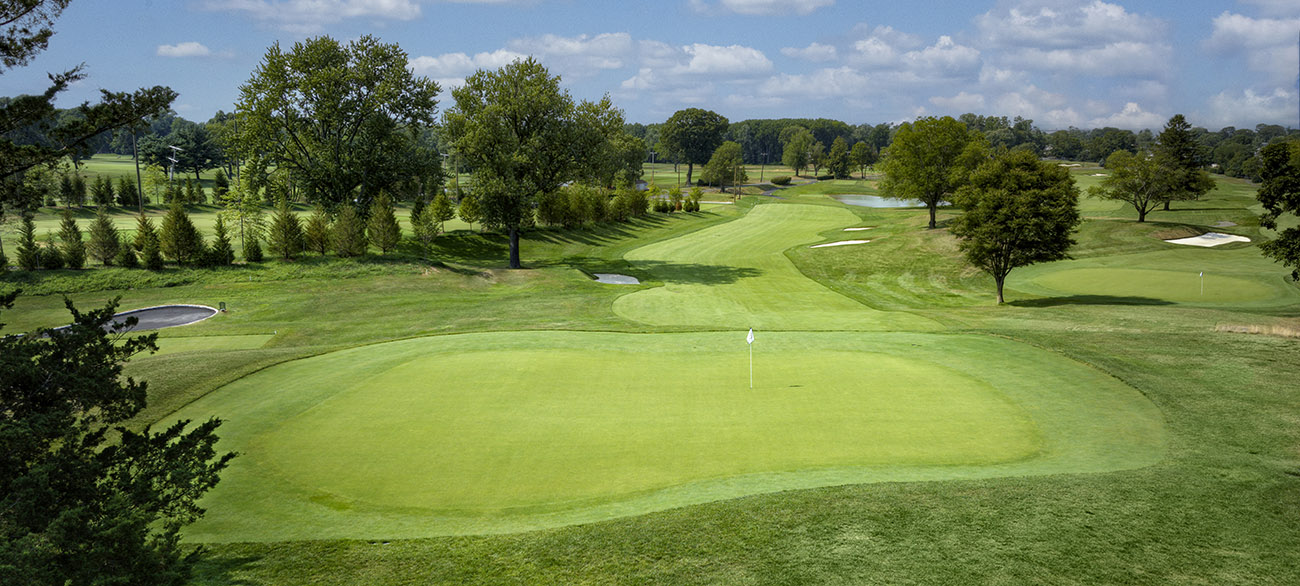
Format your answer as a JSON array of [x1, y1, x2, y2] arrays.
[[41, 170, 237, 208]]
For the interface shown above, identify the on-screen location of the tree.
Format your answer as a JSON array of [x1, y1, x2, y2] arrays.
[[220, 179, 265, 254], [1256, 140, 1300, 279], [701, 141, 748, 192], [210, 214, 235, 265], [304, 206, 332, 255], [116, 175, 135, 207], [365, 192, 400, 254], [57, 207, 84, 269], [331, 204, 366, 257], [659, 108, 729, 186], [809, 141, 826, 176], [212, 169, 229, 200], [266, 200, 305, 260], [428, 190, 455, 234], [87, 207, 120, 265], [950, 150, 1082, 304], [879, 116, 988, 229], [782, 127, 814, 177], [242, 234, 263, 263], [1, 1, 177, 186], [0, 294, 234, 586], [16, 214, 39, 270], [457, 188, 482, 231], [850, 141, 876, 178], [1155, 114, 1214, 211], [235, 35, 439, 210], [444, 57, 617, 268], [827, 137, 850, 179], [1089, 150, 1177, 223], [159, 202, 203, 264]]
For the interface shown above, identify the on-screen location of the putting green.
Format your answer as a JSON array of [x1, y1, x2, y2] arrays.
[[179, 330, 1164, 542], [614, 203, 939, 331], [1024, 268, 1271, 303]]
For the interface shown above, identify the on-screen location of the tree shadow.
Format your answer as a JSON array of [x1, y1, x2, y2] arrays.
[[190, 553, 261, 585], [1009, 295, 1175, 307]]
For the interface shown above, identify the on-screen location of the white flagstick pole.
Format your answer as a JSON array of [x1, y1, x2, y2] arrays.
[[747, 328, 755, 389], [1200, 271, 1204, 296]]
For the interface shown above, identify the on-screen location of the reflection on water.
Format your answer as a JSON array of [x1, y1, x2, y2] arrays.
[[833, 194, 949, 208]]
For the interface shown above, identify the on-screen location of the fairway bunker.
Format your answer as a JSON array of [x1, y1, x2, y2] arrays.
[[593, 273, 640, 284], [1165, 232, 1251, 247], [843, 227, 874, 231], [811, 240, 870, 248]]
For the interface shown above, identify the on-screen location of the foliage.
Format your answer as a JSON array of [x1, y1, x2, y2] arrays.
[[235, 35, 440, 210], [209, 215, 234, 266], [220, 179, 266, 253], [366, 192, 401, 254], [304, 206, 332, 255], [133, 213, 158, 252], [40, 230, 62, 269], [701, 141, 748, 189], [660, 108, 729, 185], [86, 207, 119, 265], [55, 207, 84, 268], [950, 150, 1082, 303], [159, 202, 203, 264], [116, 175, 136, 207], [850, 141, 876, 178], [879, 116, 988, 229], [428, 191, 456, 233], [267, 200, 306, 260], [16, 215, 39, 270], [412, 202, 439, 256], [1089, 150, 1177, 223], [242, 235, 263, 263], [331, 204, 366, 257], [1154, 114, 1215, 210], [0, 295, 234, 586], [455, 188, 482, 230], [114, 240, 138, 268], [827, 137, 851, 179], [770, 175, 791, 186], [1256, 140, 1300, 279], [781, 127, 814, 177]]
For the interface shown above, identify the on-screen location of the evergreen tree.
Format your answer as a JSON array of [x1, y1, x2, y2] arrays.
[[141, 232, 164, 270], [72, 174, 87, 207], [59, 174, 75, 207], [41, 232, 65, 270], [366, 192, 401, 254], [184, 177, 200, 204], [115, 243, 139, 268], [92, 175, 112, 206], [58, 209, 86, 269], [413, 203, 439, 259], [331, 204, 367, 257], [159, 202, 204, 264], [16, 216, 41, 271], [117, 176, 136, 207], [87, 208, 121, 265], [133, 214, 159, 252], [243, 235, 264, 263], [266, 200, 305, 260], [409, 195, 427, 228], [458, 188, 482, 231], [304, 206, 332, 255], [211, 215, 236, 266], [429, 191, 455, 234], [0, 244, 7, 271], [212, 169, 229, 200]]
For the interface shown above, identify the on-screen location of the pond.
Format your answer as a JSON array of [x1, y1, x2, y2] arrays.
[[833, 195, 945, 208]]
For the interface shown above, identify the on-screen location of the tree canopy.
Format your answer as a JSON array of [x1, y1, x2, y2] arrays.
[[879, 116, 987, 229], [1089, 150, 1177, 223], [659, 108, 728, 185], [950, 150, 1081, 304], [235, 35, 440, 210], [1257, 140, 1300, 279]]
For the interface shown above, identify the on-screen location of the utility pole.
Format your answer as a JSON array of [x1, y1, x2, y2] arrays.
[[131, 128, 143, 214], [649, 150, 656, 184], [760, 151, 767, 182]]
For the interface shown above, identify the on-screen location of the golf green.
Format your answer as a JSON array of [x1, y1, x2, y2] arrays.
[[178, 330, 1164, 542]]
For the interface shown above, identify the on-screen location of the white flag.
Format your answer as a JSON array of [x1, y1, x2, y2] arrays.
[[1199, 271, 1203, 277], [746, 328, 754, 345]]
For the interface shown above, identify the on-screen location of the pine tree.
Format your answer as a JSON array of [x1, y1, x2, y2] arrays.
[[141, 232, 164, 270], [366, 192, 401, 254], [304, 206, 332, 255], [93, 175, 114, 207], [185, 178, 200, 205], [429, 191, 455, 234], [409, 196, 427, 229], [41, 232, 65, 270], [331, 204, 367, 257], [58, 209, 86, 269], [87, 208, 121, 265], [413, 203, 439, 259], [133, 214, 158, 252], [59, 174, 75, 207], [159, 202, 204, 264], [266, 200, 305, 260], [116, 176, 135, 207], [243, 235, 264, 263], [211, 215, 236, 266], [16, 216, 41, 271], [213, 169, 229, 200], [72, 174, 87, 207], [115, 243, 138, 268], [458, 189, 482, 231]]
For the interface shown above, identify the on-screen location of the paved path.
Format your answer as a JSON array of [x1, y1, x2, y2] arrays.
[[107, 305, 217, 331]]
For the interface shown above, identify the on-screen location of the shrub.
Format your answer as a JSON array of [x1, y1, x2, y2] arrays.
[[366, 193, 401, 255], [816, 174, 834, 181], [267, 200, 306, 260], [159, 203, 204, 264], [771, 175, 791, 186], [211, 215, 236, 266], [141, 233, 164, 270]]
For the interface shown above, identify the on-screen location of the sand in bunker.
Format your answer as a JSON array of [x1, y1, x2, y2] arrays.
[[1165, 232, 1250, 247], [811, 240, 870, 248], [593, 273, 641, 284], [843, 227, 873, 232]]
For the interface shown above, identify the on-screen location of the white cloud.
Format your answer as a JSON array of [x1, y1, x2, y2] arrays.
[[205, 0, 422, 32], [848, 25, 922, 68], [901, 36, 981, 76], [1001, 41, 1171, 78], [157, 42, 212, 58], [408, 49, 528, 89], [757, 67, 873, 99], [1204, 88, 1298, 128], [506, 33, 633, 77], [1088, 102, 1165, 130], [781, 42, 837, 62], [976, 1, 1164, 49], [680, 43, 773, 75], [695, 0, 833, 16], [930, 92, 986, 111], [1206, 12, 1300, 85]]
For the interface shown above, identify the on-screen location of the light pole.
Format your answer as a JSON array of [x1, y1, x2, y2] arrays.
[[760, 151, 767, 182], [649, 150, 656, 184]]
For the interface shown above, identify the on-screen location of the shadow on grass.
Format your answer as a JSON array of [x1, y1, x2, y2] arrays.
[[541, 256, 762, 285], [1009, 295, 1175, 307], [191, 553, 261, 586]]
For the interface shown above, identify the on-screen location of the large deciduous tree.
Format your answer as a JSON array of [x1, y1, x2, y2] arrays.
[[659, 108, 728, 186], [701, 141, 747, 193], [444, 57, 620, 268], [1, 0, 176, 186], [235, 35, 439, 211], [0, 294, 235, 585], [879, 116, 988, 229], [782, 127, 814, 177], [950, 150, 1082, 304], [1089, 150, 1176, 223], [1257, 140, 1300, 279]]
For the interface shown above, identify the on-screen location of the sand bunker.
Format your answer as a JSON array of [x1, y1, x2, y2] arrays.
[[593, 273, 640, 285], [700, 201, 734, 205], [843, 227, 874, 232], [811, 240, 870, 248], [1165, 232, 1251, 247], [1212, 221, 1237, 228]]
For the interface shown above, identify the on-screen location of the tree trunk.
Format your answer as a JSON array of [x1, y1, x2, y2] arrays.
[[686, 163, 694, 186], [996, 276, 1005, 304], [928, 205, 937, 229], [508, 226, 521, 269], [1137, 208, 1147, 222], [1163, 200, 1170, 211]]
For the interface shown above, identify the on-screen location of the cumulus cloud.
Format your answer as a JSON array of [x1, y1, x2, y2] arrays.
[[693, 0, 833, 16], [408, 49, 527, 89], [157, 42, 212, 58], [621, 42, 773, 91], [975, 0, 1164, 49], [930, 91, 986, 111], [506, 33, 633, 77], [781, 42, 838, 62], [205, 0, 422, 32], [901, 36, 981, 76], [1000, 41, 1171, 78], [1088, 102, 1165, 130], [757, 67, 873, 99], [1239, 0, 1300, 17], [1204, 88, 1298, 128], [1206, 12, 1300, 85]]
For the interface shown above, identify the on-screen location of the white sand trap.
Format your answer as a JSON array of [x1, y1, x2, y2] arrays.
[[700, 201, 734, 205], [811, 240, 870, 248], [843, 227, 874, 231], [1091, 173, 1108, 177], [1212, 221, 1237, 228], [593, 273, 640, 285], [1165, 232, 1251, 247], [1059, 163, 1081, 167]]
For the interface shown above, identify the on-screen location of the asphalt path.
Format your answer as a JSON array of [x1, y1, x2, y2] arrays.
[[106, 305, 217, 332]]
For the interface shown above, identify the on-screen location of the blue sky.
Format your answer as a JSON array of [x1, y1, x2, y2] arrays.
[[7, 0, 1299, 130]]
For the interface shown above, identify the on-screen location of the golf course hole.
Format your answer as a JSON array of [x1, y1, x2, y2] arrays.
[[178, 331, 1165, 541], [811, 240, 870, 248], [1164, 232, 1251, 247], [593, 273, 641, 284]]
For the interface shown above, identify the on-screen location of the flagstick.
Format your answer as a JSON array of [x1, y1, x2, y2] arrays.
[[1200, 271, 1204, 296], [749, 343, 753, 389]]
